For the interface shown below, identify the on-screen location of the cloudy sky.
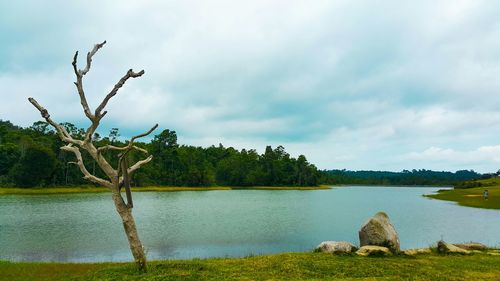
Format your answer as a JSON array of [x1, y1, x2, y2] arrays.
[[1, 0, 500, 172]]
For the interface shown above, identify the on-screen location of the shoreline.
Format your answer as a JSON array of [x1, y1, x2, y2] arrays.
[[0, 184, 458, 196], [0, 185, 332, 195], [424, 186, 500, 210]]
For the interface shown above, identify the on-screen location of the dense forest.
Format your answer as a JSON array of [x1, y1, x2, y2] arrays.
[[0, 120, 319, 187], [0, 120, 483, 188]]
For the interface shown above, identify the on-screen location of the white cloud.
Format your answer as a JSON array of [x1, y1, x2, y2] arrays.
[[407, 145, 500, 170], [1, 0, 500, 173]]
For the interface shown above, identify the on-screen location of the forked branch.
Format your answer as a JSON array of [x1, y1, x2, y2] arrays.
[[71, 41, 106, 121], [62, 145, 113, 188], [98, 124, 157, 155], [109, 124, 158, 184]]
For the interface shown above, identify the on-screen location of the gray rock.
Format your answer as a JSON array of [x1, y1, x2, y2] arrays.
[[402, 248, 432, 255], [356, 245, 392, 256], [359, 212, 400, 253], [437, 240, 470, 254], [315, 241, 357, 254], [453, 243, 488, 251], [487, 249, 500, 256]]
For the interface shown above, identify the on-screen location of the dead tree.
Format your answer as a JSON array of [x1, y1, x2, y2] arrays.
[[28, 41, 156, 272]]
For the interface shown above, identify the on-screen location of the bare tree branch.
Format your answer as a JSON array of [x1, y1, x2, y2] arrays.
[[98, 144, 149, 154], [28, 97, 83, 146], [95, 69, 145, 117], [82, 41, 106, 75], [127, 155, 153, 175], [113, 124, 158, 182], [71, 41, 106, 121], [61, 145, 113, 188], [70, 41, 107, 142], [83, 111, 110, 144], [130, 124, 158, 144], [97, 124, 157, 163], [72, 56, 93, 120], [72, 51, 80, 76], [120, 157, 133, 208]]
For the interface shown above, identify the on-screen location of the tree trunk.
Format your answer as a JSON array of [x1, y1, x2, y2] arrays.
[[111, 189, 147, 272]]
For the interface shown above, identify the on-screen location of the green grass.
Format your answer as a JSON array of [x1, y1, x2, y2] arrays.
[[0, 185, 331, 195], [425, 179, 500, 209], [2, 252, 500, 281]]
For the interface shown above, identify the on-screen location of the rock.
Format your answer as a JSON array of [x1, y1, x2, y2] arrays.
[[359, 212, 400, 253], [453, 243, 488, 251], [402, 248, 432, 255], [315, 241, 357, 254], [356, 245, 392, 257], [486, 249, 500, 256], [437, 240, 470, 254]]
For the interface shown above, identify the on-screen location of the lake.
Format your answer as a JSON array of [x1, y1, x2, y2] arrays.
[[1, 186, 499, 262]]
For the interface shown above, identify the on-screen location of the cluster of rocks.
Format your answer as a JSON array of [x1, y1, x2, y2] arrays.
[[315, 211, 489, 257]]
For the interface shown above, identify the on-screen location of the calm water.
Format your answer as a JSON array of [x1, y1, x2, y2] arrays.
[[1, 186, 499, 262]]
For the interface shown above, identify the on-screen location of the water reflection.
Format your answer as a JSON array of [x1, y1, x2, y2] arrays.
[[0, 186, 499, 262]]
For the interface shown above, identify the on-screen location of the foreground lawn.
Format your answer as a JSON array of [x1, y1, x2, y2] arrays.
[[0, 185, 331, 195], [2, 252, 500, 281], [426, 182, 500, 210]]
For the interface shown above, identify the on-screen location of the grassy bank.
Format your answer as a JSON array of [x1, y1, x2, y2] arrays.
[[2, 252, 500, 281], [425, 179, 500, 210], [0, 185, 331, 195]]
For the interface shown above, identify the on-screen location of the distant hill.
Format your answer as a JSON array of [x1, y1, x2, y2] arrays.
[[454, 175, 500, 189], [320, 169, 482, 186]]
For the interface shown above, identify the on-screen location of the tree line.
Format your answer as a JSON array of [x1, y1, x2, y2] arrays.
[[0, 120, 319, 187], [320, 169, 481, 186], [0, 119, 483, 188]]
